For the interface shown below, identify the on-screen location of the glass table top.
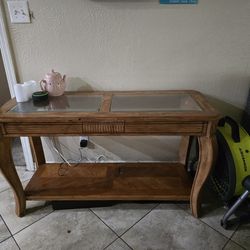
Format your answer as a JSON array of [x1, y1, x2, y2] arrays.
[[10, 95, 102, 113], [111, 94, 201, 112], [9, 93, 202, 113]]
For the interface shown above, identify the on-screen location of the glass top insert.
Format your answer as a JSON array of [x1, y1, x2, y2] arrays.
[[9, 95, 102, 113], [111, 94, 201, 112]]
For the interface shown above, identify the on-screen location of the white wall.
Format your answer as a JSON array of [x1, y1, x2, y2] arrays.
[[0, 51, 10, 105], [4, 0, 250, 108]]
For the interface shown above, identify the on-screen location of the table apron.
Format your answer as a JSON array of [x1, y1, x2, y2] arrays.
[[1, 121, 207, 136]]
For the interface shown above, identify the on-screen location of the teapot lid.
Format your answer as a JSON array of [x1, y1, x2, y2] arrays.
[[47, 69, 60, 76], [45, 69, 62, 79]]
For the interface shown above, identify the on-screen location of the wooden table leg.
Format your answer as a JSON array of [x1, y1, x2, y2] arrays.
[[29, 136, 46, 168], [179, 136, 190, 165], [0, 137, 26, 217], [190, 135, 217, 218]]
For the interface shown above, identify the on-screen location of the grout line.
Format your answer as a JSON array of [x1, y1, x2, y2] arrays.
[[176, 203, 248, 250], [0, 187, 10, 194], [227, 226, 248, 250], [229, 240, 247, 250], [228, 223, 240, 240], [89, 208, 122, 250], [0, 236, 11, 244], [118, 237, 133, 250], [12, 209, 55, 237], [176, 203, 236, 240], [102, 237, 134, 250], [102, 237, 120, 250], [12, 236, 21, 250], [89, 208, 120, 237], [0, 214, 13, 240], [222, 239, 247, 250], [196, 218, 235, 240], [0, 168, 33, 195], [199, 219, 235, 240], [0, 237, 20, 249], [118, 203, 160, 238], [0, 215, 20, 249], [90, 203, 159, 249], [221, 238, 232, 250]]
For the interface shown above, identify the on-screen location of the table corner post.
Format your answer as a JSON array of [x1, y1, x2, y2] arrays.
[[190, 121, 218, 218], [0, 134, 26, 217]]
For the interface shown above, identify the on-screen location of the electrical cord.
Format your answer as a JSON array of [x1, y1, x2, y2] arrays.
[[49, 137, 77, 176], [57, 162, 80, 177], [49, 137, 72, 166], [57, 137, 107, 163], [55, 137, 91, 163], [48, 137, 107, 177]]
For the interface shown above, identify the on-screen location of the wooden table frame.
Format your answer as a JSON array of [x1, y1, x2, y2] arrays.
[[0, 90, 220, 218]]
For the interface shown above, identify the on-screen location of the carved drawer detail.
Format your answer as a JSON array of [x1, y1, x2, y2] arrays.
[[82, 121, 124, 134]]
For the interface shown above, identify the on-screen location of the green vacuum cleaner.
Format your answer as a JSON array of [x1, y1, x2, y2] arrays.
[[211, 116, 250, 229], [212, 116, 250, 200]]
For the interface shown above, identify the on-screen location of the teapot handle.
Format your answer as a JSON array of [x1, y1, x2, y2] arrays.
[[40, 80, 47, 92]]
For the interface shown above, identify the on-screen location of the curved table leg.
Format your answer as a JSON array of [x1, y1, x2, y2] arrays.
[[190, 135, 217, 218], [0, 137, 26, 217]]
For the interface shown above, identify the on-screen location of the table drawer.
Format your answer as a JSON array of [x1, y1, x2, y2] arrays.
[[4, 123, 82, 136], [125, 122, 206, 135]]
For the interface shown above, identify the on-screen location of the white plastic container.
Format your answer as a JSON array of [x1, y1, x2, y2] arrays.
[[14, 81, 39, 102]]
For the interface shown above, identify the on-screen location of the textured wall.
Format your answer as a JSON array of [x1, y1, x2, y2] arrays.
[[0, 51, 11, 105], [4, 0, 250, 108]]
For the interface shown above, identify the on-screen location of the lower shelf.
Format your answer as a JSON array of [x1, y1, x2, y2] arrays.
[[25, 162, 193, 201]]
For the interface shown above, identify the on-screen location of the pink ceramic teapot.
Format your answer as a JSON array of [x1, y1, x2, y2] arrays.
[[40, 69, 66, 96]]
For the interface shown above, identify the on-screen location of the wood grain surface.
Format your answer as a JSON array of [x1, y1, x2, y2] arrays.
[[0, 90, 220, 218], [25, 163, 192, 201]]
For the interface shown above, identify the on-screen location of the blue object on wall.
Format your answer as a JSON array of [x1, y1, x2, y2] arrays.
[[160, 0, 198, 4]]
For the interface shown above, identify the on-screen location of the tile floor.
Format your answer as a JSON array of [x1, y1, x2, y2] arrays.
[[0, 167, 249, 250], [0, 138, 249, 250]]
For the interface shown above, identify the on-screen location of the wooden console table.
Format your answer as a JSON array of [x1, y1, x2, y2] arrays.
[[0, 90, 220, 218]]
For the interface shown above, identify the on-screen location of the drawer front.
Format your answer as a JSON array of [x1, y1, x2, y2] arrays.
[[82, 121, 124, 134], [125, 122, 206, 135], [4, 123, 82, 135]]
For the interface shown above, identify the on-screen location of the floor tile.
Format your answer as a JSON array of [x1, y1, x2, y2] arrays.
[[14, 209, 117, 250], [177, 194, 237, 238], [105, 238, 131, 250], [0, 237, 19, 250], [122, 204, 228, 250], [231, 223, 250, 249], [91, 202, 157, 235], [0, 167, 33, 193], [16, 166, 34, 182], [12, 138, 26, 166], [0, 173, 9, 193], [0, 188, 52, 234], [200, 206, 238, 238], [223, 240, 245, 250], [0, 216, 11, 243]]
